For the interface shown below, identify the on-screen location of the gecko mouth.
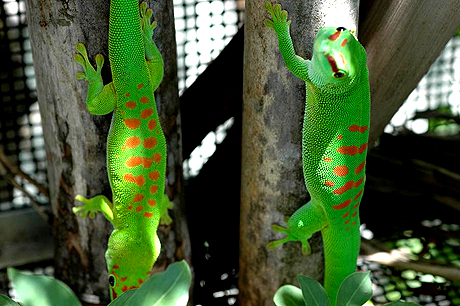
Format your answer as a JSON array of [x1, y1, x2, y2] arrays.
[[111, 287, 118, 299]]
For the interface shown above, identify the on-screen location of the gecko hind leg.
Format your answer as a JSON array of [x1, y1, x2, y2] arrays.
[[267, 201, 327, 254]]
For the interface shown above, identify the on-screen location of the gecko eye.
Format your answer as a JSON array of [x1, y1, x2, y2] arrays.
[[334, 72, 345, 78], [108, 274, 116, 287], [336, 27, 347, 32]]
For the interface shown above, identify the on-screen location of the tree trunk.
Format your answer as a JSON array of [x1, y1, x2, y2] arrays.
[[24, 0, 189, 303], [239, 1, 360, 305], [359, 0, 460, 145]]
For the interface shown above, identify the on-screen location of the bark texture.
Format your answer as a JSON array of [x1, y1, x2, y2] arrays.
[[24, 0, 189, 303], [359, 0, 460, 145], [239, 1, 360, 305]]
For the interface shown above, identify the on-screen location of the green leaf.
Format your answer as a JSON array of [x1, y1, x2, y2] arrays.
[[273, 285, 306, 306], [298, 275, 331, 306], [336, 272, 372, 306], [118, 260, 191, 306], [7, 267, 81, 306], [107, 289, 137, 305], [385, 302, 421, 306], [0, 294, 20, 305]]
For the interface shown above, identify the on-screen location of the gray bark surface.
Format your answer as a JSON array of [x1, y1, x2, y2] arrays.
[[24, 0, 189, 303], [239, 1, 359, 305]]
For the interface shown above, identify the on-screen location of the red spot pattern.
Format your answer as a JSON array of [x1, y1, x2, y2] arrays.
[[125, 136, 141, 149], [342, 212, 349, 218], [138, 83, 144, 89], [352, 212, 357, 218], [148, 199, 156, 207], [124, 118, 141, 130], [339, 52, 346, 65], [333, 177, 364, 195], [348, 124, 368, 133], [332, 199, 352, 210], [333, 165, 349, 177], [126, 157, 156, 168], [328, 31, 340, 41], [323, 157, 332, 162], [141, 108, 153, 119], [133, 194, 144, 202], [136, 205, 143, 212], [153, 153, 162, 163], [337, 143, 367, 156], [144, 212, 153, 218], [149, 171, 160, 181], [148, 119, 157, 130], [112, 265, 120, 270], [127, 204, 133, 210], [121, 277, 127, 282], [341, 38, 348, 47], [126, 101, 136, 109], [337, 134, 343, 140], [123, 174, 145, 187], [325, 180, 335, 187], [125, 93, 131, 97], [122, 286, 128, 292], [140, 96, 149, 104], [354, 189, 363, 201], [144, 137, 158, 149], [355, 161, 365, 174], [138, 279, 144, 285], [353, 202, 360, 209], [150, 185, 158, 195]]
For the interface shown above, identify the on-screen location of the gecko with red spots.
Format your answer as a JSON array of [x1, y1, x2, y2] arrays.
[[265, 3, 370, 304], [72, 1, 172, 300]]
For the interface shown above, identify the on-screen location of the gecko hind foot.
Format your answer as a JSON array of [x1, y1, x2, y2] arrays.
[[268, 223, 312, 254]]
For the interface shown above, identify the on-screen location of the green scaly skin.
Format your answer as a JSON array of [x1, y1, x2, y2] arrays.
[[264, 3, 370, 304], [72, 1, 172, 300]]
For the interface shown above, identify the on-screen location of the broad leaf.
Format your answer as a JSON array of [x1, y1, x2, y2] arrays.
[[336, 272, 372, 306], [107, 289, 137, 305], [298, 275, 331, 306], [385, 302, 421, 306], [119, 260, 191, 306], [273, 285, 306, 306], [0, 294, 20, 305], [7, 268, 81, 306]]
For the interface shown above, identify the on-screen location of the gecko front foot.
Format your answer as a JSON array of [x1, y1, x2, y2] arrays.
[[264, 2, 291, 32], [159, 195, 174, 226], [74, 194, 114, 224], [140, 2, 157, 45], [73, 43, 104, 83]]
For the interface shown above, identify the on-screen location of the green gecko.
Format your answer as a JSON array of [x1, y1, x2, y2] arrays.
[[72, 1, 172, 300], [264, 2, 370, 304]]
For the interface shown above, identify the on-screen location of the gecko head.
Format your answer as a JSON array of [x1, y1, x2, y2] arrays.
[[105, 231, 160, 300], [311, 27, 367, 88]]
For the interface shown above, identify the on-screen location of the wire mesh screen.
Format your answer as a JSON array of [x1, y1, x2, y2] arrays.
[[385, 36, 460, 136], [174, 0, 244, 93], [0, 0, 46, 212]]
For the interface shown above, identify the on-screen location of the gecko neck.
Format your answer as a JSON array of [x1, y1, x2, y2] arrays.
[[108, 0, 145, 75]]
